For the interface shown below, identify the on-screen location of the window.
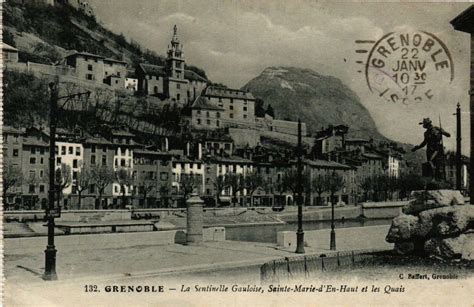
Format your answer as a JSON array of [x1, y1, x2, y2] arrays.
[[177, 84, 181, 89], [61, 146, 66, 155], [30, 157, 36, 164], [114, 186, 119, 193], [76, 147, 81, 156], [56, 157, 61, 165], [243, 106, 247, 111], [40, 157, 44, 164], [40, 147, 45, 155], [218, 98, 222, 102], [91, 155, 96, 165], [102, 155, 107, 165], [68, 146, 73, 155], [177, 94, 180, 101], [117, 72, 121, 77], [86, 74, 94, 80], [154, 86, 158, 94], [29, 170, 36, 179], [216, 120, 220, 127], [197, 110, 201, 115], [206, 111, 210, 117], [207, 119, 211, 125], [216, 112, 220, 118], [91, 145, 96, 153], [31, 147, 36, 154], [225, 143, 231, 150], [121, 159, 126, 167], [13, 149, 19, 157], [88, 64, 93, 71], [73, 171, 78, 180], [197, 119, 201, 125], [102, 146, 107, 153], [230, 113, 234, 119], [230, 105, 234, 110], [73, 159, 78, 168], [40, 170, 44, 178], [39, 185, 45, 193], [161, 172, 169, 181], [243, 114, 247, 119], [55, 146, 58, 154], [29, 185, 35, 193]]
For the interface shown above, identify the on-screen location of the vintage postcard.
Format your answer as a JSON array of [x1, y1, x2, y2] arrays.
[[1, 0, 473, 306]]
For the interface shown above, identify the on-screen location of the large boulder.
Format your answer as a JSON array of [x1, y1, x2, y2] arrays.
[[386, 214, 419, 243], [402, 190, 465, 215], [424, 233, 474, 260], [417, 205, 474, 237]]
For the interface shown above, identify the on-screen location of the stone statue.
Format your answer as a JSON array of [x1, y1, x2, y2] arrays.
[[412, 118, 450, 180]]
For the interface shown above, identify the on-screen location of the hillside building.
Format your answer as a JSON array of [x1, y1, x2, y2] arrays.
[[2, 43, 19, 63], [60, 51, 127, 89], [136, 26, 208, 103]]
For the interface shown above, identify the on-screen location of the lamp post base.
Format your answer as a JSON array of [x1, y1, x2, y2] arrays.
[[43, 246, 57, 281], [330, 229, 336, 251], [295, 231, 305, 254]]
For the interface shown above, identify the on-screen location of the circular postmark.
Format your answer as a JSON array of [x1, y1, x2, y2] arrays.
[[360, 31, 454, 105]]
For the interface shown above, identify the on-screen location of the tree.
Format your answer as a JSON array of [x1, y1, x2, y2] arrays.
[[265, 104, 275, 117], [178, 174, 201, 207], [55, 164, 72, 207], [212, 175, 227, 207], [255, 98, 266, 117], [3, 162, 23, 208], [327, 172, 344, 205], [159, 185, 171, 208], [311, 175, 328, 206], [244, 171, 265, 207], [225, 173, 245, 207], [115, 168, 134, 208], [91, 165, 114, 209], [281, 169, 310, 206], [136, 175, 156, 208], [360, 176, 373, 202], [75, 167, 92, 209]]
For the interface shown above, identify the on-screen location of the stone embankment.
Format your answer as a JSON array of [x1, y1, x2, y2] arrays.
[[386, 190, 474, 260]]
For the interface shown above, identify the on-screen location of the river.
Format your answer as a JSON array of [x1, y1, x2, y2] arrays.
[[225, 218, 393, 243]]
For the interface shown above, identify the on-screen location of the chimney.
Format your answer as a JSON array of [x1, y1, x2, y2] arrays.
[[186, 142, 190, 156], [198, 142, 202, 160]]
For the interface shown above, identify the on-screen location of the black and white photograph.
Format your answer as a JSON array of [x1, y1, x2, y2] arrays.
[[1, 1, 473, 306]]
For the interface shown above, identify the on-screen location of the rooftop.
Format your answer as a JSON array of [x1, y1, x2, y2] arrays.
[[138, 63, 167, 77], [190, 96, 225, 111], [2, 43, 18, 52], [2, 126, 24, 135], [204, 86, 255, 100], [303, 159, 352, 169]]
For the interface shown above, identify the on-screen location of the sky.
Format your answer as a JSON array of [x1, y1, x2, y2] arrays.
[[90, 0, 471, 154]]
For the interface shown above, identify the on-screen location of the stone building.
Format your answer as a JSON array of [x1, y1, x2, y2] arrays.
[[202, 86, 256, 127], [2, 43, 19, 63], [136, 26, 207, 103], [61, 51, 127, 88]]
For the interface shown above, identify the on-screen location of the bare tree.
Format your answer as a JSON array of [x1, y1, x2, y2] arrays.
[[212, 175, 227, 207], [76, 167, 92, 209], [178, 174, 201, 207], [327, 172, 344, 205], [244, 171, 265, 207], [91, 165, 114, 209], [225, 173, 245, 207], [55, 163, 72, 208], [311, 175, 328, 206], [115, 168, 135, 208], [136, 175, 156, 208], [3, 162, 23, 209]]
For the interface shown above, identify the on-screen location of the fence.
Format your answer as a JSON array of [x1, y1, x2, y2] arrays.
[[260, 249, 387, 283]]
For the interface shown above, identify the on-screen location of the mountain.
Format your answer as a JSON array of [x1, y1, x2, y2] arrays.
[[242, 67, 384, 140]]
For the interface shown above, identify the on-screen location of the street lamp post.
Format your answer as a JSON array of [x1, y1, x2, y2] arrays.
[[330, 172, 336, 251], [43, 82, 58, 281], [43, 82, 91, 281], [295, 119, 305, 254]]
